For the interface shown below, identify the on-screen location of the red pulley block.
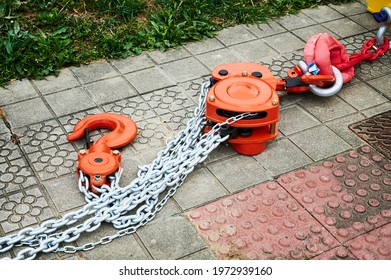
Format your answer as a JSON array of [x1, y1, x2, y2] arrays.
[[205, 62, 280, 156]]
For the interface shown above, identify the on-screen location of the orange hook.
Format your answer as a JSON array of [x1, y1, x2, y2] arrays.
[[67, 113, 138, 193]]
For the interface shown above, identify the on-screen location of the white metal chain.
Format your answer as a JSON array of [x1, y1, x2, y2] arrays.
[[0, 81, 255, 260]]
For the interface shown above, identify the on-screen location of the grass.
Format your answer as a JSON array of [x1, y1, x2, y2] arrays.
[[0, 0, 357, 85]]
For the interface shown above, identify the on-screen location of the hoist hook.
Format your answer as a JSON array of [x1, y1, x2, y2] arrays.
[[67, 113, 138, 193]]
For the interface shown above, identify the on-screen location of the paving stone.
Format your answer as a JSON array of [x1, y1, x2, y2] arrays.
[[350, 12, 382, 31], [245, 21, 286, 38], [182, 249, 217, 260], [78, 223, 149, 260], [278, 148, 391, 243], [137, 216, 207, 260], [43, 175, 85, 212], [33, 68, 80, 95], [185, 37, 225, 55], [277, 12, 317, 30], [16, 119, 68, 154], [0, 187, 54, 234], [311, 246, 357, 260], [254, 138, 313, 177], [0, 157, 38, 195], [338, 83, 388, 110], [277, 92, 306, 108], [174, 168, 227, 211], [71, 60, 118, 84], [259, 55, 296, 79], [216, 25, 257, 46], [161, 57, 210, 83], [0, 133, 23, 163], [148, 47, 190, 64], [196, 49, 241, 70], [187, 181, 338, 260], [110, 53, 155, 74], [362, 102, 391, 118], [278, 105, 321, 136], [44, 87, 97, 117], [367, 74, 391, 99], [125, 67, 176, 94], [302, 5, 343, 23], [27, 143, 77, 181], [323, 18, 367, 38], [264, 32, 305, 54], [160, 107, 194, 132], [207, 155, 271, 193], [355, 60, 391, 81], [325, 113, 366, 147], [299, 94, 357, 122], [293, 25, 340, 42], [289, 125, 351, 161], [203, 143, 237, 164], [85, 76, 137, 105], [229, 40, 278, 62], [2, 98, 53, 128], [345, 223, 391, 260], [179, 77, 210, 104], [329, 2, 366, 16], [0, 79, 38, 105]]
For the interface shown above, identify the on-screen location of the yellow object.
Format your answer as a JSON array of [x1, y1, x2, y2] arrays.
[[366, 0, 391, 13]]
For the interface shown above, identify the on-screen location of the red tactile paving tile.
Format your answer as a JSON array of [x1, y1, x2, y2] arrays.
[[187, 182, 338, 260], [312, 246, 357, 260], [345, 223, 391, 260], [278, 147, 391, 243]]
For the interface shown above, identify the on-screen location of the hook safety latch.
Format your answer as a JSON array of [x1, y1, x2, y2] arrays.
[[67, 113, 137, 193]]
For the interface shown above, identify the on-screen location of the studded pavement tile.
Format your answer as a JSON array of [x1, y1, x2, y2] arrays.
[[278, 147, 391, 243], [311, 246, 357, 260], [345, 223, 391, 260], [187, 181, 338, 260]]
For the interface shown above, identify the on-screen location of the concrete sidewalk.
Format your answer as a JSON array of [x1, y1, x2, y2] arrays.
[[0, 0, 390, 260]]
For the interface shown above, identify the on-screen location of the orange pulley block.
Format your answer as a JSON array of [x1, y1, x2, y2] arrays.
[[205, 62, 280, 156], [67, 113, 137, 193]]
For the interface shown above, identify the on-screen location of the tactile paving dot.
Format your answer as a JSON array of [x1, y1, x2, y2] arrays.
[[312, 246, 357, 260], [278, 148, 391, 242], [345, 223, 391, 260], [187, 181, 338, 260]]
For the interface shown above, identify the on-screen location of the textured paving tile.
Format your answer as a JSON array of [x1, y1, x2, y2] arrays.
[[187, 181, 338, 260], [325, 113, 366, 147], [278, 105, 321, 136], [0, 134, 24, 163], [85, 76, 137, 105], [45, 87, 96, 116], [0, 79, 38, 105], [148, 48, 190, 64], [323, 18, 367, 38], [264, 33, 305, 54], [229, 40, 278, 62], [71, 60, 118, 84], [124, 67, 175, 94], [196, 49, 241, 70], [345, 223, 391, 260], [185, 38, 225, 55], [245, 21, 286, 38], [215, 25, 257, 46], [278, 147, 391, 243], [339, 83, 388, 110], [254, 138, 313, 177], [311, 246, 357, 260], [174, 168, 227, 211], [160, 57, 210, 82], [137, 216, 207, 260], [277, 12, 316, 30], [33, 68, 80, 95], [0, 187, 54, 234], [301, 5, 343, 23], [110, 53, 155, 74], [207, 156, 271, 193], [2, 98, 53, 128], [289, 126, 351, 161]]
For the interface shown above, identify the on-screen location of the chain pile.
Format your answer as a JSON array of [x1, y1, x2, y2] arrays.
[[0, 81, 254, 260]]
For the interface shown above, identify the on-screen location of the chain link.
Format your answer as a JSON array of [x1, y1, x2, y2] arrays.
[[0, 81, 254, 260]]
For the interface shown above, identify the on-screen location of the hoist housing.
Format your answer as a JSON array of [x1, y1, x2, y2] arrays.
[[205, 62, 280, 156]]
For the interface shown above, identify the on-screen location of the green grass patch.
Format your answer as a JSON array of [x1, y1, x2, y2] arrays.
[[1, 0, 357, 85]]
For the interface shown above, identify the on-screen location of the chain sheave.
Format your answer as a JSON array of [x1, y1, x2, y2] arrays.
[[0, 81, 255, 260]]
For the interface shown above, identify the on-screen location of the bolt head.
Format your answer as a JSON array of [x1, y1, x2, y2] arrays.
[[79, 149, 86, 155], [242, 71, 248, 76], [208, 95, 215, 102], [112, 150, 120, 155], [272, 100, 279, 105]]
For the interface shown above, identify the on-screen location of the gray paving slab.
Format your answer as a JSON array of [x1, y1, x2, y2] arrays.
[[184, 37, 225, 55], [33, 68, 80, 95], [329, 2, 366, 16], [124, 66, 175, 94], [264, 32, 305, 54], [174, 168, 227, 211], [110, 53, 155, 74], [323, 18, 367, 38], [2, 97, 53, 128], [71, 60, 118, 84], [160, 57, 210, 82], [361, 102, 391, 117], [0, 133, 23, 163], [148, 47, 191, 64], [289, 125, 351, 161], [207, 155, 271, 193], [245, 21, 287, 39], [181, 249, 217, 260], [301, 5, 343, 23], [367, 74, 391, 99], [196, 48, 241, 70], [277, 12, 317, 30], [254, 138, 313, 177], [229, 39, 278, 62], [85, 76, 137, 105], [215, 25, 257, 46], [278, 105, 321, 136], [0, 79, 39, 105], [349, 12, 382, 31], [137, 216, 207, 260], [293, 25, 340, 42]]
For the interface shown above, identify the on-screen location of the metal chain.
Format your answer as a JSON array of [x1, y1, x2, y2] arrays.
[[0, 81, 255, 260]]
